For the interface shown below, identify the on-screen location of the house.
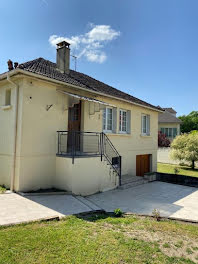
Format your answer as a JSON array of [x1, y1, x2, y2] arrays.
[[0, 41, 163, 196], [158, 107, 182, 141]]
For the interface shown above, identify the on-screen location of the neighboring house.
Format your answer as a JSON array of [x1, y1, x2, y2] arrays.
[[158, 107, 182, 141], [0, 41, 163, 195]]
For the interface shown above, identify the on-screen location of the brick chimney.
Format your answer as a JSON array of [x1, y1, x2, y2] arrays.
[[7, 60, 14, 71], [56, 41, 70, 74]]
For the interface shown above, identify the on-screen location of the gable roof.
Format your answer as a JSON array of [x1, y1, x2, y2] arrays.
[[158, 109, 182, 123], [163, 107, 177, 114], [1, 57, 163, 112]]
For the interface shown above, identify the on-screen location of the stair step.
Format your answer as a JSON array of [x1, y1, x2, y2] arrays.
[[119, 179, 148, 190]]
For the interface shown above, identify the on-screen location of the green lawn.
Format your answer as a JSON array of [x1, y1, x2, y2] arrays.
[[158, 163, 198, 178], [0, 213, 198, 263], [0, 185, 6, 194]]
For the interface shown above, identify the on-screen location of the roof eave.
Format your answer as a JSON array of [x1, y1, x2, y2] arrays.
[[0, 69, 164, 113]]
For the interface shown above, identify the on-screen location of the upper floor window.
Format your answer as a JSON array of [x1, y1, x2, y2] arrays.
[[141, 114, 150, 135], [119, 110, 127, 133], [103, 107, 113, 132]]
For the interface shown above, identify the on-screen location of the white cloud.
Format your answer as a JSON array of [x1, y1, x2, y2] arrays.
[[49, 24, 120, 63]]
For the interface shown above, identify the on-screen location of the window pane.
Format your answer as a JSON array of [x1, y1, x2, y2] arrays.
[[103, 109, 106, 130], [168, 128, 173, 137], [107, 108, 112, 130], [165, 128, 168, 136], [161, 128, 165, 134], [119, 111, 122, 131], [122, 111, 127, 132], [173, 128, 177, 137], [143, 116, 147, 133]]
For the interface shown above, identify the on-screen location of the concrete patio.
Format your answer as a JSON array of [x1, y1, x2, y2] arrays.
[[0, 181, 198, 226]]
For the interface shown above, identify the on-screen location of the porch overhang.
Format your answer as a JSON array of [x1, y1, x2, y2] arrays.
[[57, 89, 115, 114]]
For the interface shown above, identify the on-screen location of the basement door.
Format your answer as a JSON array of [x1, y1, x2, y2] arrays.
[[67, 101, 81, 152], [136, 154, 151, 177]]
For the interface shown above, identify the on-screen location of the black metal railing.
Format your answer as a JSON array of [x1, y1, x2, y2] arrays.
[[57, 131, 122, 185], [102, 133, 122, 185]]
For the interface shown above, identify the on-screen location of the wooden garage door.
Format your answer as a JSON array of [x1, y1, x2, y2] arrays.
[[136, 154, 151, 176]]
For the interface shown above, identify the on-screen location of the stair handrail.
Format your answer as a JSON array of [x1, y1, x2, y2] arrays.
[[101, 132, 122, 186]]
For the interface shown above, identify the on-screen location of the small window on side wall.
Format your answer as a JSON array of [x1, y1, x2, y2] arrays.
[[141, 114, 150, 136], [5, 89, 11, 106]]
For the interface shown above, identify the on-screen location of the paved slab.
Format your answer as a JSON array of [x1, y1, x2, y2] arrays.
[[0, 193, 92, 226], [1, 182, 198, 226], [86, 181, 198, 222]]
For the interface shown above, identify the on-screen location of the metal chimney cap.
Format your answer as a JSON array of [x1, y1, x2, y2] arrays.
[[56, 41, 70, 48]]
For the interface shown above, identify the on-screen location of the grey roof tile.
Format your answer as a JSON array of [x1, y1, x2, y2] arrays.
[[17, 57, 162, 111], [159, 110, 182, 123]]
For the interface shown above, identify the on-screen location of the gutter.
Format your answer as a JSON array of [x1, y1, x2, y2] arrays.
[[1, 68, 164, 113], [7, 73, 19, 192]]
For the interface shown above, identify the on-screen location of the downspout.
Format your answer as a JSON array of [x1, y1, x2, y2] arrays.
[[7, 73, 19, 192]]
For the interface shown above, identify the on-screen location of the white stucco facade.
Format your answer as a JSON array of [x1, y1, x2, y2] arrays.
[[0, 74, 160, 195]]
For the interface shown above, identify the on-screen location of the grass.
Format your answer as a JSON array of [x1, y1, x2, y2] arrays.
[[0, 213, 198, 263], [0, 185, 6, 194], [157, 163, 198, 178]]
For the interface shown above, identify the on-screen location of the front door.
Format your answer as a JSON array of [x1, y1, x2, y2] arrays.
[[136, 154, 151, 176], [67, 101, 81, 152]]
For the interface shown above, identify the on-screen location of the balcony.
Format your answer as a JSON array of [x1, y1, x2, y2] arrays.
[[57, 131, 122, 185]]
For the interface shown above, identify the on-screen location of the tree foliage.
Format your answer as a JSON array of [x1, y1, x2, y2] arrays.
[[179, 111, 198, 133], [158, 131, 170, 147], [170, 132, 198, 169]]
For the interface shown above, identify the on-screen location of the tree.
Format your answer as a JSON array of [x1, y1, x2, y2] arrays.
[[179, 111, 198, 133], [170, 132, 198, 170], [158, 131, 170, 147]]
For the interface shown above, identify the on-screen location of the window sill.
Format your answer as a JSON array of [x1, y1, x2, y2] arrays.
[[1, 105, 12, 110], [140, 134, 151, 138], [106, 133, 131, 137]]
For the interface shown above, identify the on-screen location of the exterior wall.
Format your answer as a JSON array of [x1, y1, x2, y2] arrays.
[[0, 74, 159, 192], [15, 78, 69, 191], [157, 147, 178, 164], [82, 95, 159, 176], [0, 79, 23, 188], [55, 156, 118, 196]]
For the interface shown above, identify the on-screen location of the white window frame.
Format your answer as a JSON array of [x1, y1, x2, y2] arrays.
[[119, 109, 127, 133], [141, 114, 150, 136], [103, 107, 113, 133]]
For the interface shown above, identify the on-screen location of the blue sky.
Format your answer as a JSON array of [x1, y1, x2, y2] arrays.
[[0, 0, 198, 115]]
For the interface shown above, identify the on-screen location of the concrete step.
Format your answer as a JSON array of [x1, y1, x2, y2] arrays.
[[119, 177, 148, 190], [121, 176, 144, 185]]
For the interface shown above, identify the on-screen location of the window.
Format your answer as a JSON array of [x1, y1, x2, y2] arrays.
[[141, 114, 150, 135], [5, 89, 11, 106], [119, 110, 127, 132], [103, 107, 113, 132], [160, 127, 177, 138]]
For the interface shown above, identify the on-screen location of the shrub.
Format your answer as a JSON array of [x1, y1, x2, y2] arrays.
[[174, 167, 180, 175], [152, 209, 161, 221], [170, 132, 198, 170], [114, 208, 123, 217], [158, 131, 170, 147]]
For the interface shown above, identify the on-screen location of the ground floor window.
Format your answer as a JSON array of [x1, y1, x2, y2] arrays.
[[161, 127, 177, 138]]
